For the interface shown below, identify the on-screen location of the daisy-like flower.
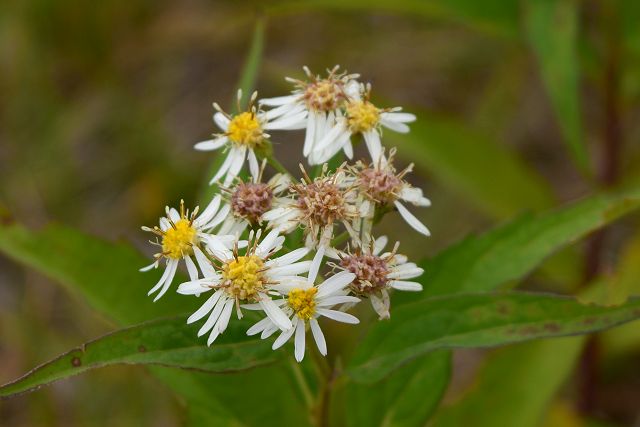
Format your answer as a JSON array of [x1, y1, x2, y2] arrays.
[[259, 66, 360, 164], [353, 149, 430, 237], [216, 161, 291, 236], [246, 260, 360, 362], [313, 83, 416, 165], [328, 236, 423, 319], [263, 164, 360, 247], [140, 197, 231, 301], [194, 90, 306, 186], [176, 229, 312, 345]]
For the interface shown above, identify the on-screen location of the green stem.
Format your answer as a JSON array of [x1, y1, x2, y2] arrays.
[[289, 359, 314, 409], [266, 154, 291, 176]]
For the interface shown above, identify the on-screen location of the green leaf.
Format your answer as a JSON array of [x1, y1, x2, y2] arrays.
[[344, 351, 451, 427], [0, 317, 278, 398], [0, 222, 191, 324], [389, 112, 555, 219], [524, 0, 588, 173], [234, 18, 266, 109], [429, 337, 584, 427], [0, 222, 310, 426], [348, 292, 640, 383], [414, 188, 640, 299]]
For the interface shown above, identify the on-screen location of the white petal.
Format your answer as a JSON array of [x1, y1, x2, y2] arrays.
[[394, 201, 430, 236], [308, 245, 325, 283], [266, 247, 310, 268], [363, 130, 383, 164], [168, 208, 180, 223], [187, 291, 222, 324], [193, 246, 216, 277], [261, 323, 280, 339], [272, 318, 297, 349], [223, 147, 247, 186], [177, 279, 209, 295], [303, 112, 317, 157], [317, 271, 356, 298], [382, 111, 416, 123], [194, 195, 221, 227], [257, 228, 281, 256], [268, 261, 312, 277], [373, 236, 388, 255], [152, 260, 178, 302], [309, 318, 327, 356], [294, 320, 306, 362], [259, 94, 298, 107], [316, 308, 359, 324], [387, 267, 424, 280], [247, 317, 272, 336], [264, 112, 307, 130], [371, 291, 390, 319], [184, 255, 199, 281], [317, 295, 360, 307], [194, 136, 228, 151], [248, 149, 260, 182], [389, 280, 423, 291], [215, 299, 235, 334], [400, 187, 431, 207], [209, 151, 234, 184], [198, 295, 228, 336], [260, 297, 293, 331], [213, 112, 230, 131], [139, 261, 158, 272]]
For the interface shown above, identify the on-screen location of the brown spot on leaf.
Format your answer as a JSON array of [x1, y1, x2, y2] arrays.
[[519, 326, 539, 336], [543, 323, 561, 333], [138, 345, 147, 353], [582, 317, 597, 326], [71, 357, 82, 367], [496, 303, 511, 316]]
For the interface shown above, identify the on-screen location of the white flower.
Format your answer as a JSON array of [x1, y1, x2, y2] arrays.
[[327, 236, 423, 319], [216, 162, 291, 236], [312, 83, 416, 165], [176, 229, 311, 346], [246, 252, 360, 362], [262, 165, 360, 247], [140, 197, 232, 301], [194, 90, 306, 186], [259, 66, 360, 164], [353, 149, 430, 237]]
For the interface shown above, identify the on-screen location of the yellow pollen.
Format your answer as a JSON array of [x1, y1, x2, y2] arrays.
[[346, 100, 380, 133], [227, 112, 264, 148], [162, 219, 196, 259], [288, 287, 318, 320], [222, 255, 265, 301]]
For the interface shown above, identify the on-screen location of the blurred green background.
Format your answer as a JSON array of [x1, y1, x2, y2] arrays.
[[1, 0, 640, 426]]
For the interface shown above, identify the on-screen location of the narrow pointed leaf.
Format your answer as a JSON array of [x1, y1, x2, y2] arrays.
[[413, 188, 640, 299], [0, 317, 278, 398], [525, 0, 587, 172], [348, 292, 640, 383]]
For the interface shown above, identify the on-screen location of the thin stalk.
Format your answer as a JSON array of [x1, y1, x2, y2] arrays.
[[289, 358, 314, 410]]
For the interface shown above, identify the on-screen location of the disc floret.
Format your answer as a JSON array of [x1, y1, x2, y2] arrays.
[[288, 287, 318, 320]]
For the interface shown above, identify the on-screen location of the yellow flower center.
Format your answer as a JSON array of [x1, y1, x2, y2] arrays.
[[222, 255, 265, 301], [346, 100, 379, 133], [288, 287, 318, 320], [227, 112, 264, 148], [162, 219, 197, 259]]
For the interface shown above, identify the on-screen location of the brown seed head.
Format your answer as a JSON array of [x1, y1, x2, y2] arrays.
[[339, 253, 390, 294], [231, 182, 273, 223]]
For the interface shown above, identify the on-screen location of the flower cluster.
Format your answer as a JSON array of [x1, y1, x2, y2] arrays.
[[141, 66, 430, 361]]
